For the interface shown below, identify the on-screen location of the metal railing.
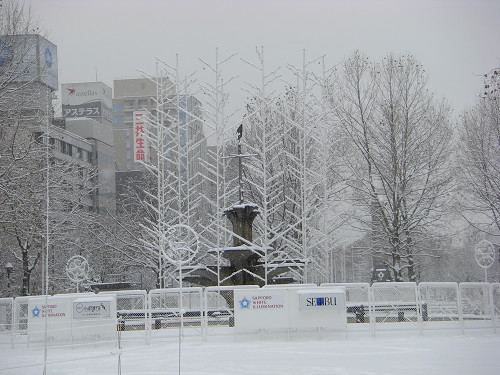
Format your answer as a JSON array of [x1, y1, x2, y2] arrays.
[[1, 282, 498, 347]]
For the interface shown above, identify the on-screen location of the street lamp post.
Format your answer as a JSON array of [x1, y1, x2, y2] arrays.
[[5, 262, 13, 297]]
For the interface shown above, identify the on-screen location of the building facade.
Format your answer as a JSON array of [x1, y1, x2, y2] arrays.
[[113, 77, 160, 172], [60, 82, 116, 213], [112, 77, 206, 173]]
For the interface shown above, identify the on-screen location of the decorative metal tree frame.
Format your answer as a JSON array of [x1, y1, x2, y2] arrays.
[[137, 48, 344, 287], [138, 57, 208, 288], [65, 255, 90, 293]]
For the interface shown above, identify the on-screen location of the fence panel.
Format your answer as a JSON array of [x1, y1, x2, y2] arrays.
[[418, 282, 460, 330], [149, 287, 203, 339], [0, 298, 13, 333], [10, 296, 29, 348], [492, 283, 500, 331], [370, 282, 421, 332], [203, 285, 260, 339], [99, 290, 148, 342], [321, 283, 373, 333], [4, 282, 500, 345], [459, 282, 493, 331], [13, 296, 29, 333], [0, 298, 14, 348]]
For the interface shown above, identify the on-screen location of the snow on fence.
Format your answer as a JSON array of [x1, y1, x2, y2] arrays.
[[203, 285, 260, 340], [148, 287, 204, 339], [0, 298, 13, 333], [1, 282, 498, 347], [459, 282, 495, 331], [12, 296, 29, 335], [320, 283, 373, 334], [99, 290, 148, 343], [0, 298, 14, 348], [418, 282, 461, 331], [492, 283, 500, 334]]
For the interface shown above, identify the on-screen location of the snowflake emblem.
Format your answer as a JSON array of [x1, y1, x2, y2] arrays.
[[239, 297, 250, 309], [32, 306, 41, 317]]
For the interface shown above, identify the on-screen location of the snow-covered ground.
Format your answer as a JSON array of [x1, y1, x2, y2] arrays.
[[1, 330, 499, 374]]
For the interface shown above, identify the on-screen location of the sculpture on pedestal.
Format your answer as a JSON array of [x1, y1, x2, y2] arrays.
[[183, 124, 305, 287]]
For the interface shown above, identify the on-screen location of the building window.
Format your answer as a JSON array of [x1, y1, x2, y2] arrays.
[[113, 102, 124, 112], [125, 100, 135, 110], [126, 128, 131, 170], [113, 114, 125, 123], [54, 139, 62, 153]]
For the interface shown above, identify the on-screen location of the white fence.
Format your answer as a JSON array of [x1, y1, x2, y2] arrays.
[[1, 282, 498, 347]]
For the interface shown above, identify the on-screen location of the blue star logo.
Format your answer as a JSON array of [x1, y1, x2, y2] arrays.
[[32, 306, 41, 317], [239, 297, 250, 309]]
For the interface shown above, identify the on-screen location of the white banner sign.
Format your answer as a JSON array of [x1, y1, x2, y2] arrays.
[[235, 287, 347, 331], [61, 82, 112, 122], [62, 82, 112, 107], [234, 289, 288, 331]]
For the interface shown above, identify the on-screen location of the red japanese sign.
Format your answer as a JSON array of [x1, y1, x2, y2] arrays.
[[133, 111, 149, 163]]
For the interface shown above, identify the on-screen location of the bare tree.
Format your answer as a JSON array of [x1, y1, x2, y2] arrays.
[[0, 1, 100, 296], [458, 68, 500, 234], [0, 1, 49, 296], [89, 172, 166, 289], [329, 52, 453, 282]]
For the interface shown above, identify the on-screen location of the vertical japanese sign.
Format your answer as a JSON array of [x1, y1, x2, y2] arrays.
[[133, 111, 149, 163]]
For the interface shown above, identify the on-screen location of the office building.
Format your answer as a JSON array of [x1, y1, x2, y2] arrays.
[[60, 82, 116, 213]]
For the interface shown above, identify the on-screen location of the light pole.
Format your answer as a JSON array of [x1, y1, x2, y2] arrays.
[[5, 262, 13, 297]]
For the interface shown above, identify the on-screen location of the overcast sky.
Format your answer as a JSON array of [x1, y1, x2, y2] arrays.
[[31, 0, 499, 116]]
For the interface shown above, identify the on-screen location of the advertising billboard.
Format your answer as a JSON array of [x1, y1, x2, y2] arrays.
[[62, 82, 112, 122], [234, 289, 289, 331], [133, 111, 150, 163], [27, 295, 117, 342], [234, 287, 347, 331], [73, 300, 111, 319], [297, 289, 346, 311], [0, 34, 58, 90]]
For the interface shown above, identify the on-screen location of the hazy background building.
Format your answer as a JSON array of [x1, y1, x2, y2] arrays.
[[60, 82, 116, 213]]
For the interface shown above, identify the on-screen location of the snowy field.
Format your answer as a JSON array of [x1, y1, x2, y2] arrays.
[[1, 330, 499, 375]]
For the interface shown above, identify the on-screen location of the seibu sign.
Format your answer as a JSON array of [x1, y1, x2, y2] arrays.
[[298, 289, 345, 311], [304, 296, 336, 308]]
